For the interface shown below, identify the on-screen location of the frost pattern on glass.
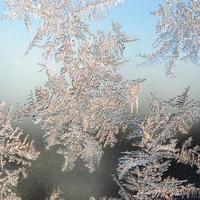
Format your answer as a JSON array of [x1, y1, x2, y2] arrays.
[[4, 1, 200, 199], [47, 188, 64, 200], [0, 101, 39, 200], [16, 44, 144, 172], [4, 0, 123, 58], [115, 88, 200, 199], [5, 0, 143, 172], [139, 0, 200, 78]]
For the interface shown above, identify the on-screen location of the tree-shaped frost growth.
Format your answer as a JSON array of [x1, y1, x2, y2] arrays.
[[139, 0, 200, 78], [115, 88, 200, 199], [0, 101, 39, 200], [47, 188, 64, 200], [4, 0, 144, 172]]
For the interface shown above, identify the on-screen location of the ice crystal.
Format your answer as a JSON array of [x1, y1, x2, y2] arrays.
[[17, 56, 144, 172], [139, 0, 200, 78], [4, 0, 124, 58], [2, 0, 200, 199], [115, 88, 200, 199], [5, 0, 143, 172], [47, 188, 64, 200], [0, 101, 39, 200]]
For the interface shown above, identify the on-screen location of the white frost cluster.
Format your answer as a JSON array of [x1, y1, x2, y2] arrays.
[[47, 188, 64, 200], [5, 0, 143, 172], [115, 88, 200, 199], [3, 0, 200, 199], [0, 101, 39, 200], [139, 0, 200, 78]]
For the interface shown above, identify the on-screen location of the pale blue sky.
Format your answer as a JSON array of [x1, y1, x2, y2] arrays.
[[0, 0, 199, 113]]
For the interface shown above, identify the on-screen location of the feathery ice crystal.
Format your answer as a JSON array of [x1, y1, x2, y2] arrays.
[[5, 0, 143, 172], [139, 0, 200, 78], [115, 88, 200, 199], [16, 26, 144, 172], [3, 0, 200, 199], [4, 0, 124, 59], [47, 188, 64, 200], [0, 101, 39, 200]]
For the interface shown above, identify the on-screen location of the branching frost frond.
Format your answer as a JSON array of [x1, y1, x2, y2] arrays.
[[115, 88, 200, 199], [47, 188, 64, 200], [7, 0, 143, 172], [0, 101, 39, 200], [139, 0, 200, 78], [4, 0, 124, 58], [16, 62, 144, 172]]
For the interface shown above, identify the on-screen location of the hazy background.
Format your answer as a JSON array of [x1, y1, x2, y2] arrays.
[[0, 0, 199, 114]]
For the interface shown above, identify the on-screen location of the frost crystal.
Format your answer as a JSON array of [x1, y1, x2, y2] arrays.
[[4, 0, 124, 58], [139, 0, 200, 78], [0, 101, 39, 200], [17, 42, 144, 172], [115, 88, 200, 199], [3, 0, 200, 199], [5, 0, 143, 172], [47, 188, 64, 200]]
